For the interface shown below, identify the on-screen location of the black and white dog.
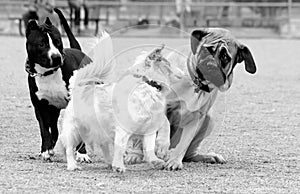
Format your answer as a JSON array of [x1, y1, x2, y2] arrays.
[[25, 8, 91, 160]]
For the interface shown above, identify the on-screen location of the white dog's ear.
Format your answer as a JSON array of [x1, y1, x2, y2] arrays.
[[190, 29, 209, 55], [236, 44, 257, 74]]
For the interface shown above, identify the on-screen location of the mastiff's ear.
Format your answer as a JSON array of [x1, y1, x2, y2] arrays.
[[26, 20, 38, 38], [190, 29, 209, 55], [236, 44, 257, 74]]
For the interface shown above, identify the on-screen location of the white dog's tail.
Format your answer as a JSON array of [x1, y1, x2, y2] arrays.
[[69, 31, 115, 91]]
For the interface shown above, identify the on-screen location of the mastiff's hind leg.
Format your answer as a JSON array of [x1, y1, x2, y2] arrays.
[[183, 114, 226, 164]]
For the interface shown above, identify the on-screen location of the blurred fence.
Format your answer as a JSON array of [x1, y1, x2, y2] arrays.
[[1, 0, 300, 35]]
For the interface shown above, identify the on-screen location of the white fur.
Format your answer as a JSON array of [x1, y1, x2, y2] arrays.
[[59, 32, 174, 171], [34, 64, 68, 108], [47, 33, 60, 59], [69, 31, 115, 93]]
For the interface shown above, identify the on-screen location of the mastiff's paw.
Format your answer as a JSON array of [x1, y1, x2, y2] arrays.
[[186, 152, 226, 164], [207, 152, 226, 164], [164, 157, 183, 171], [76, 152, 92, 163]]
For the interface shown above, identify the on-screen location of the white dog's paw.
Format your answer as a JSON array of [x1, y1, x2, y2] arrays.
[[112, 165, 126, 173], [150, 159, 165, 170], [155, 143, 170, 161], [40, 150, 53, 161], [164, 157, 183, 171], [124, 152, 143, 165], [76, 152, 92, 163], [67, 163, 82, 171], [112, 162, 126, 173]]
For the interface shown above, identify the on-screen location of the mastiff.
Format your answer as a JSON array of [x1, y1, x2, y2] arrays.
[[126, 28, 257, 170]]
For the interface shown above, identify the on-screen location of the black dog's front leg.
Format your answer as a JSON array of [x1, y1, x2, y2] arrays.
[[35, 100, 88, 161], [48, 106, 61, 149], [34, 102, 55, 159]]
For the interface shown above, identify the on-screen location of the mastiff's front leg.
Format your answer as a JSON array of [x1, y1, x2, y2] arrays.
[[164, 111, 204, 170]]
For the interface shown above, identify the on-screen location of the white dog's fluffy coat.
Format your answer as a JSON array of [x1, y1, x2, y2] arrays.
[[58, 32, 172, 171]]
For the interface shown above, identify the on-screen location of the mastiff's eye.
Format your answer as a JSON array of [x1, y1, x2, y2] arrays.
[[206, 46, 215, 56], [39, 43, 45, 48], [220, 48, 231, 68]]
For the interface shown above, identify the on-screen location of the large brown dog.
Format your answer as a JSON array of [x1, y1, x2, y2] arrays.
[[125, 28, 257, 170]]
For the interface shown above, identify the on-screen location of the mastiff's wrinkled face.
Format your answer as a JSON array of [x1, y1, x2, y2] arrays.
[[25, 18, 63, 69], [190, 28, 257, 92]]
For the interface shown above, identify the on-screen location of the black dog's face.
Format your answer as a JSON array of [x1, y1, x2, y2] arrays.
[[26, 18, 63, 69], [191, 28, 257, 92]]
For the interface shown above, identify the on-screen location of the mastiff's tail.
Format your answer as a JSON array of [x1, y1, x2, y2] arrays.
[[54, 8, 81, 50]]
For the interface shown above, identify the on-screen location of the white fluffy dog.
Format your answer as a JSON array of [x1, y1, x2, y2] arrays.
[[58, 32, 178, 172]]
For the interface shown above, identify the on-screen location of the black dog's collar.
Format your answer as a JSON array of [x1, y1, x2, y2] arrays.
[[187, 53, 211, 93], [25, 59, 62, 77]]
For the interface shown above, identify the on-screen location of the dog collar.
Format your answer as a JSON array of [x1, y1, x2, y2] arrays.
[[142, 76, 162, 91], [25, 59, 62, 77], [187, 53, 211, 93]]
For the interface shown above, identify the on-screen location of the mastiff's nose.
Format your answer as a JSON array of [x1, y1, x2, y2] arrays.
[[51, 54, 62, 66]]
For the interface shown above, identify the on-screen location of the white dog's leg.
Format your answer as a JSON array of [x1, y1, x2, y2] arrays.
[[62, 109, 82, 171], [112, 127, 130, 173], [66, 147, 81, 171], [155, 117, 171, 160], [143, 133, 165, 169], [65, 130, 82, 170]]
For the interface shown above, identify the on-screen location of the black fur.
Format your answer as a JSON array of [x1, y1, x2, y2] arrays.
[[26, 10, 91, 155]]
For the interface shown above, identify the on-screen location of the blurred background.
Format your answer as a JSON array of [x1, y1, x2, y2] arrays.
[[0, 0, 300, 38]]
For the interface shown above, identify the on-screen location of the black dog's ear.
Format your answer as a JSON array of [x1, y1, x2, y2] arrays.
[[236, 44, 257, 74], [45, 17, 52, 26], [190, 29, 209, 55], [26, 20, 38, 37]]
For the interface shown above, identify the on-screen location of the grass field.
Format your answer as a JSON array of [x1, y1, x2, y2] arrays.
[[0, 36, 299, 193]]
